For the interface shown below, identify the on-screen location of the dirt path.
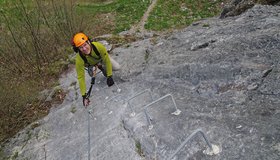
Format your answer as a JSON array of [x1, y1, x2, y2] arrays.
[[129, 0, 158, 34]]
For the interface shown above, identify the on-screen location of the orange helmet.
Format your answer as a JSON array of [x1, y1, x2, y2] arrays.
[[72, 33, 89, 47]]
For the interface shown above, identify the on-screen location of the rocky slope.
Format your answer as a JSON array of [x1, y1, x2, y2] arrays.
[[2, 4, 280, 160]]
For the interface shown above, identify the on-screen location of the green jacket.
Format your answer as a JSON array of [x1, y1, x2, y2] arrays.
[[75, 41, 112, 96]]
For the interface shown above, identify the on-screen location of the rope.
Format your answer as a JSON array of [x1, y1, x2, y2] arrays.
[[87, 109, 92, 160], [85, 66, 97, 160], [84, 66, 116, 159]]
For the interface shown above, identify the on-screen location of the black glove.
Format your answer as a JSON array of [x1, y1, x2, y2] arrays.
[[107, 76, 114, 87], [82, 95, 90, 106]]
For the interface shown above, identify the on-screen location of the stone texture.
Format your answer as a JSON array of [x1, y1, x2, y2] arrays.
[[2, 5, 280, 160]]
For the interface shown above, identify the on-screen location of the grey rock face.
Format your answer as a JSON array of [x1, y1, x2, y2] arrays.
[[2, 5, 280, 160], [116, 5, 280, 160], [220, 0, 280, 18]]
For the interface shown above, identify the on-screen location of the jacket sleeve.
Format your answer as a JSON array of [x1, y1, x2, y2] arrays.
[[75, 54, 87, 96], [95, 42, 113, 77]]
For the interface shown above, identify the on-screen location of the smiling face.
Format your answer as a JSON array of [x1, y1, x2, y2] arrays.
[[78, 41, 91, 55]]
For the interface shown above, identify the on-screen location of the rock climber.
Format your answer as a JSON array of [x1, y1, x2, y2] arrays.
[[71, 32, 121, 107]]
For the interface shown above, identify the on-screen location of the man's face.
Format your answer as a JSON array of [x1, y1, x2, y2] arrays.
[[78, 41, 91, 55]]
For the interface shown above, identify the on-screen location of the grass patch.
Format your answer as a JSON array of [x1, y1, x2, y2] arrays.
[[202, 23, 210, 27], [135, 140, 145, 157], [11, 151, 18, 160], [75, 0, 151, 34], [70, 105, 77, 114], [144, 51, 150, 62], [146, 0, 224, 31]]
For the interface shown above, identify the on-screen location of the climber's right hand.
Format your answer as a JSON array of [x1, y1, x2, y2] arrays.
[[82, 95, 90, 107]]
